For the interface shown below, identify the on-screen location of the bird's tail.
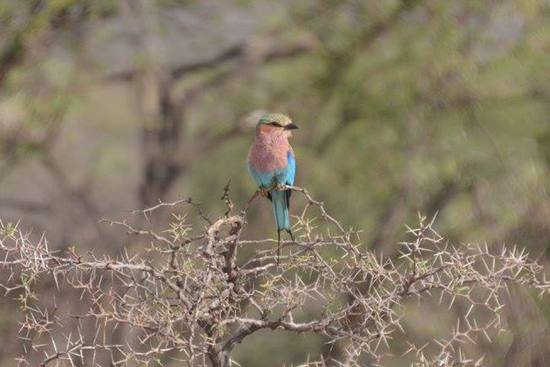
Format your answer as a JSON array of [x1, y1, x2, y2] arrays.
[[271, 189, 290, 233]]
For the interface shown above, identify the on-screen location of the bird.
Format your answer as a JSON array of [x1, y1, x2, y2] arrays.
[[247, 113, 299, 263]]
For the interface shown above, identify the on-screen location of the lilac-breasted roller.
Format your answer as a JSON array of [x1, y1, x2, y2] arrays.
[[247, 113, 299, 255]]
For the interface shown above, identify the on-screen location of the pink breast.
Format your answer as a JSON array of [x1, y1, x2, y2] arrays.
[[249, 140, 289, 172]]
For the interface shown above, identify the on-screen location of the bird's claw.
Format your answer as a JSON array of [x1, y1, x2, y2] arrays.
[[258, 184, 287, 197]]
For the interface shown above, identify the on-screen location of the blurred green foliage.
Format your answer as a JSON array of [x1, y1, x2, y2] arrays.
[[189, 0, 550, 251]]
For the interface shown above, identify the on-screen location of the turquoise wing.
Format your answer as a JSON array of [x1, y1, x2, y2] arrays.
[[286, 150, 296, 186]]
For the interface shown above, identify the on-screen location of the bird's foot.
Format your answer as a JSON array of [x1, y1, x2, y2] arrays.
[[274, 183, 286, 191], [259, 187, 269, 197]]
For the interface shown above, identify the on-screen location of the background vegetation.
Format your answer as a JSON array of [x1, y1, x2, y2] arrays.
[[2, 0, 550, 366]]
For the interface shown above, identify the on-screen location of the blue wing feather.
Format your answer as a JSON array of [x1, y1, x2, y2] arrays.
[[286, 150, 296, 186]]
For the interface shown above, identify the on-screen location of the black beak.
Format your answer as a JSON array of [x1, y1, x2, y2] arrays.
[[284, 123, 300, 131]]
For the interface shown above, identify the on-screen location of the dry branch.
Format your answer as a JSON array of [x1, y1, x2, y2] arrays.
[[0, 186, 549, 367]]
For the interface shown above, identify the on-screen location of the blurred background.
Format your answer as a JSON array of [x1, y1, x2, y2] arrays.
[[2, 0, 550, 366]]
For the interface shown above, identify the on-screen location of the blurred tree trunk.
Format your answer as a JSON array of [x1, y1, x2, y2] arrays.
[[121, 0, 185, 207], [137, 75, 185, 207]]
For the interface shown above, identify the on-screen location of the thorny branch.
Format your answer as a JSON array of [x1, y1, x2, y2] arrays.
[[0, 186, 549, 367]]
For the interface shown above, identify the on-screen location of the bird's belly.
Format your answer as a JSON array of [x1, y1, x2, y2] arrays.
[[256, 168, 288, 186], [273, 166, 290, 184]]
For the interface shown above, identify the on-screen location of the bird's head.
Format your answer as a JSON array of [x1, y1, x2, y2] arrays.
[[256, 113, 299, 139]]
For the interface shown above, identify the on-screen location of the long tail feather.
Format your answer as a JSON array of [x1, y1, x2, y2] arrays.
[[271, 190, 290, 232], [272, 189, 291, 266], [287, 229, 295, 242], [277, 230, 281, 265]]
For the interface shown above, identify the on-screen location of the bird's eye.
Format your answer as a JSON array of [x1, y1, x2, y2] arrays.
[[269, 122, 282, 127]]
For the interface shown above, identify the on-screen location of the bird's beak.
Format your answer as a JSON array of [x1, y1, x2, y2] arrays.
[[283, 123, 299, 131]]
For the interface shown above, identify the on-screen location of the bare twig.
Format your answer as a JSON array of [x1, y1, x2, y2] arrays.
[[0, 186, 548, 367]]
